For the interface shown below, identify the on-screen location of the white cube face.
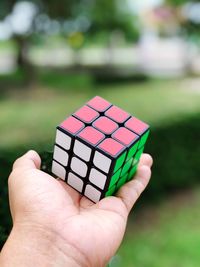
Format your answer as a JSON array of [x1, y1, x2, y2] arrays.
[[56, 130, 71, 150], [89, 168, 107, 189], [52, 160, 66, 180], [67, 172, 84, 193], [53, 145, 69, 166], [74, 140, 92, 162], [70, 157, 88, 177], [84, 185, 101, 203], [93, 151, 111, 173]]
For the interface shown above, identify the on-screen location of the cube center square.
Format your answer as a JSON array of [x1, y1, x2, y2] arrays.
[[52, 96, 150, 203]]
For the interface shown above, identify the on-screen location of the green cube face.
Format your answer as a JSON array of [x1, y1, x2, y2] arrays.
[[52, 96, 150, 203], [103, 134, 148, 197], [101, 118, 150, 198]]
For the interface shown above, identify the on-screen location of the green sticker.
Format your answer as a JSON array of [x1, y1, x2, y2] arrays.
[[135, 146, 144, 162], [120, 158, 133, 177], [127, 164, 138, 181], [139, 130, 150, 148], [114, 151, 127, 172], [116, 174, 128, 190], [105, 185, 116, 197], [109, 168, 121, 189], [127, 141, 139, 161]]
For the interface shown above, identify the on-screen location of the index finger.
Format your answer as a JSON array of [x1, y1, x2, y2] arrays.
[[116, 164, 152, 214]]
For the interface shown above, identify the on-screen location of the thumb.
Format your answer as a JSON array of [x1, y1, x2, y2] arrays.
[[12, 150, 41, 171]]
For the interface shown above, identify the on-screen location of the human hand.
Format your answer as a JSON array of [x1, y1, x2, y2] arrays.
[[0, 150, 153, 267]]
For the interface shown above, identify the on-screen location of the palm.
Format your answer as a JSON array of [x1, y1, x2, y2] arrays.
[[15, 169, 127, 266], [10, 151, 152, 267]]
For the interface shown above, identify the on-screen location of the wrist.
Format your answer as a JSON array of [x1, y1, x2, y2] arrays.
[[0, 222, 88, 267]]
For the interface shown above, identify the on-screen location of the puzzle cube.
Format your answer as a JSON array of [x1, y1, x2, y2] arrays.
[[52, 96, 150, 203]]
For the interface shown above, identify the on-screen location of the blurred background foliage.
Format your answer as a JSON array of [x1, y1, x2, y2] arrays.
[[0, 0, 200, 266]]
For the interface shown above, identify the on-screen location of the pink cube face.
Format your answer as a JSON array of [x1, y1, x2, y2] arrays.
[[60, 116, 84, 134], [93, 116, 118, 135], [78, 126, 105, 146], [105, 106, 130, 123], [98, 138, 125, 157], [125, 117, 149, 135], [87, 96, 111, 112], [52, 96, 150, 203], [112, 127, 139, 146], [74, 105, 99, 123]]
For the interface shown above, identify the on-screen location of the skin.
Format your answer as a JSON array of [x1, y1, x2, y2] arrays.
[[0, 150, 153, 267]]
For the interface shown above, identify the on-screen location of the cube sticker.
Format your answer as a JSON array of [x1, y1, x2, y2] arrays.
[[85, 184, 101, 203], [117, 174, 128, 190], [60, 116, 84, 134], [112, 127, 139, 147], [93, 151, 112, 173], [52, 160, 66, 180], [105, 105, 130, 123], [70, 157, 88, 178], [109, 169, 121, 189], [67, 172, 84, 193], [105, 185, 116, 197], [89, 168, 107, 189], [87, 96, 111, 112], [53, 145, 69, 166], [98, 138, 125, 157], [121, 158, 133, 177], [74, 140, 92, 162], [78, 126, 105, 146], [55, 130, 71, 150], [74, 105, 99, 124], [93, 116, 118, 135], [52, 96, 150, 202]]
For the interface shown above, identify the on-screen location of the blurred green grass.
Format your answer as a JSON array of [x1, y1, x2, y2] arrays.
[[0, 40, 16, 51], [0, 75, 200, 149], [118, 188, 200, 267], [1, 72, 200, 262]]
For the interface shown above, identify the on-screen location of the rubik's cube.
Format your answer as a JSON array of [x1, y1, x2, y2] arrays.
[[52, 96, 150, 203]]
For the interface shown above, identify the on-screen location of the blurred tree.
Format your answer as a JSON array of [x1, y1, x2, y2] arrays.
[[0, 0, 78, 83], [166, 0, 200, 42], [72, 0, 139, 66], [0, 0, 139, 82], [0, 0, 39, 84], [42, 0, 79, 18], [166, 0, 186, 5], [89, 0, 139, 42], [0, 1, 12, 18]]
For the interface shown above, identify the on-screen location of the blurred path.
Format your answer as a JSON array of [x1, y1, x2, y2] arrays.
[[1, 39, 200, 77], [29, 47, 139, 67], [0, 51, 16, 74]]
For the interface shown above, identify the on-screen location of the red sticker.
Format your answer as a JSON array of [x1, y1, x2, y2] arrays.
[[60, 116, 84, 134], [93, 116, 118, 135], [125, 117, 149, 135], [98, 138, 125, 156], [105, 106, 130, 123], [112, 127, 139, 146], [87, 96, 111, 112], [74, 106, 99, 123], [79, 126, 105, 145]]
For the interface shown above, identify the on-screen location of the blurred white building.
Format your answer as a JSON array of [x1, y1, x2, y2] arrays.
[[139, 35, 188, 77], [137, 4, 200, 77], [137, 6, 188, 77]]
